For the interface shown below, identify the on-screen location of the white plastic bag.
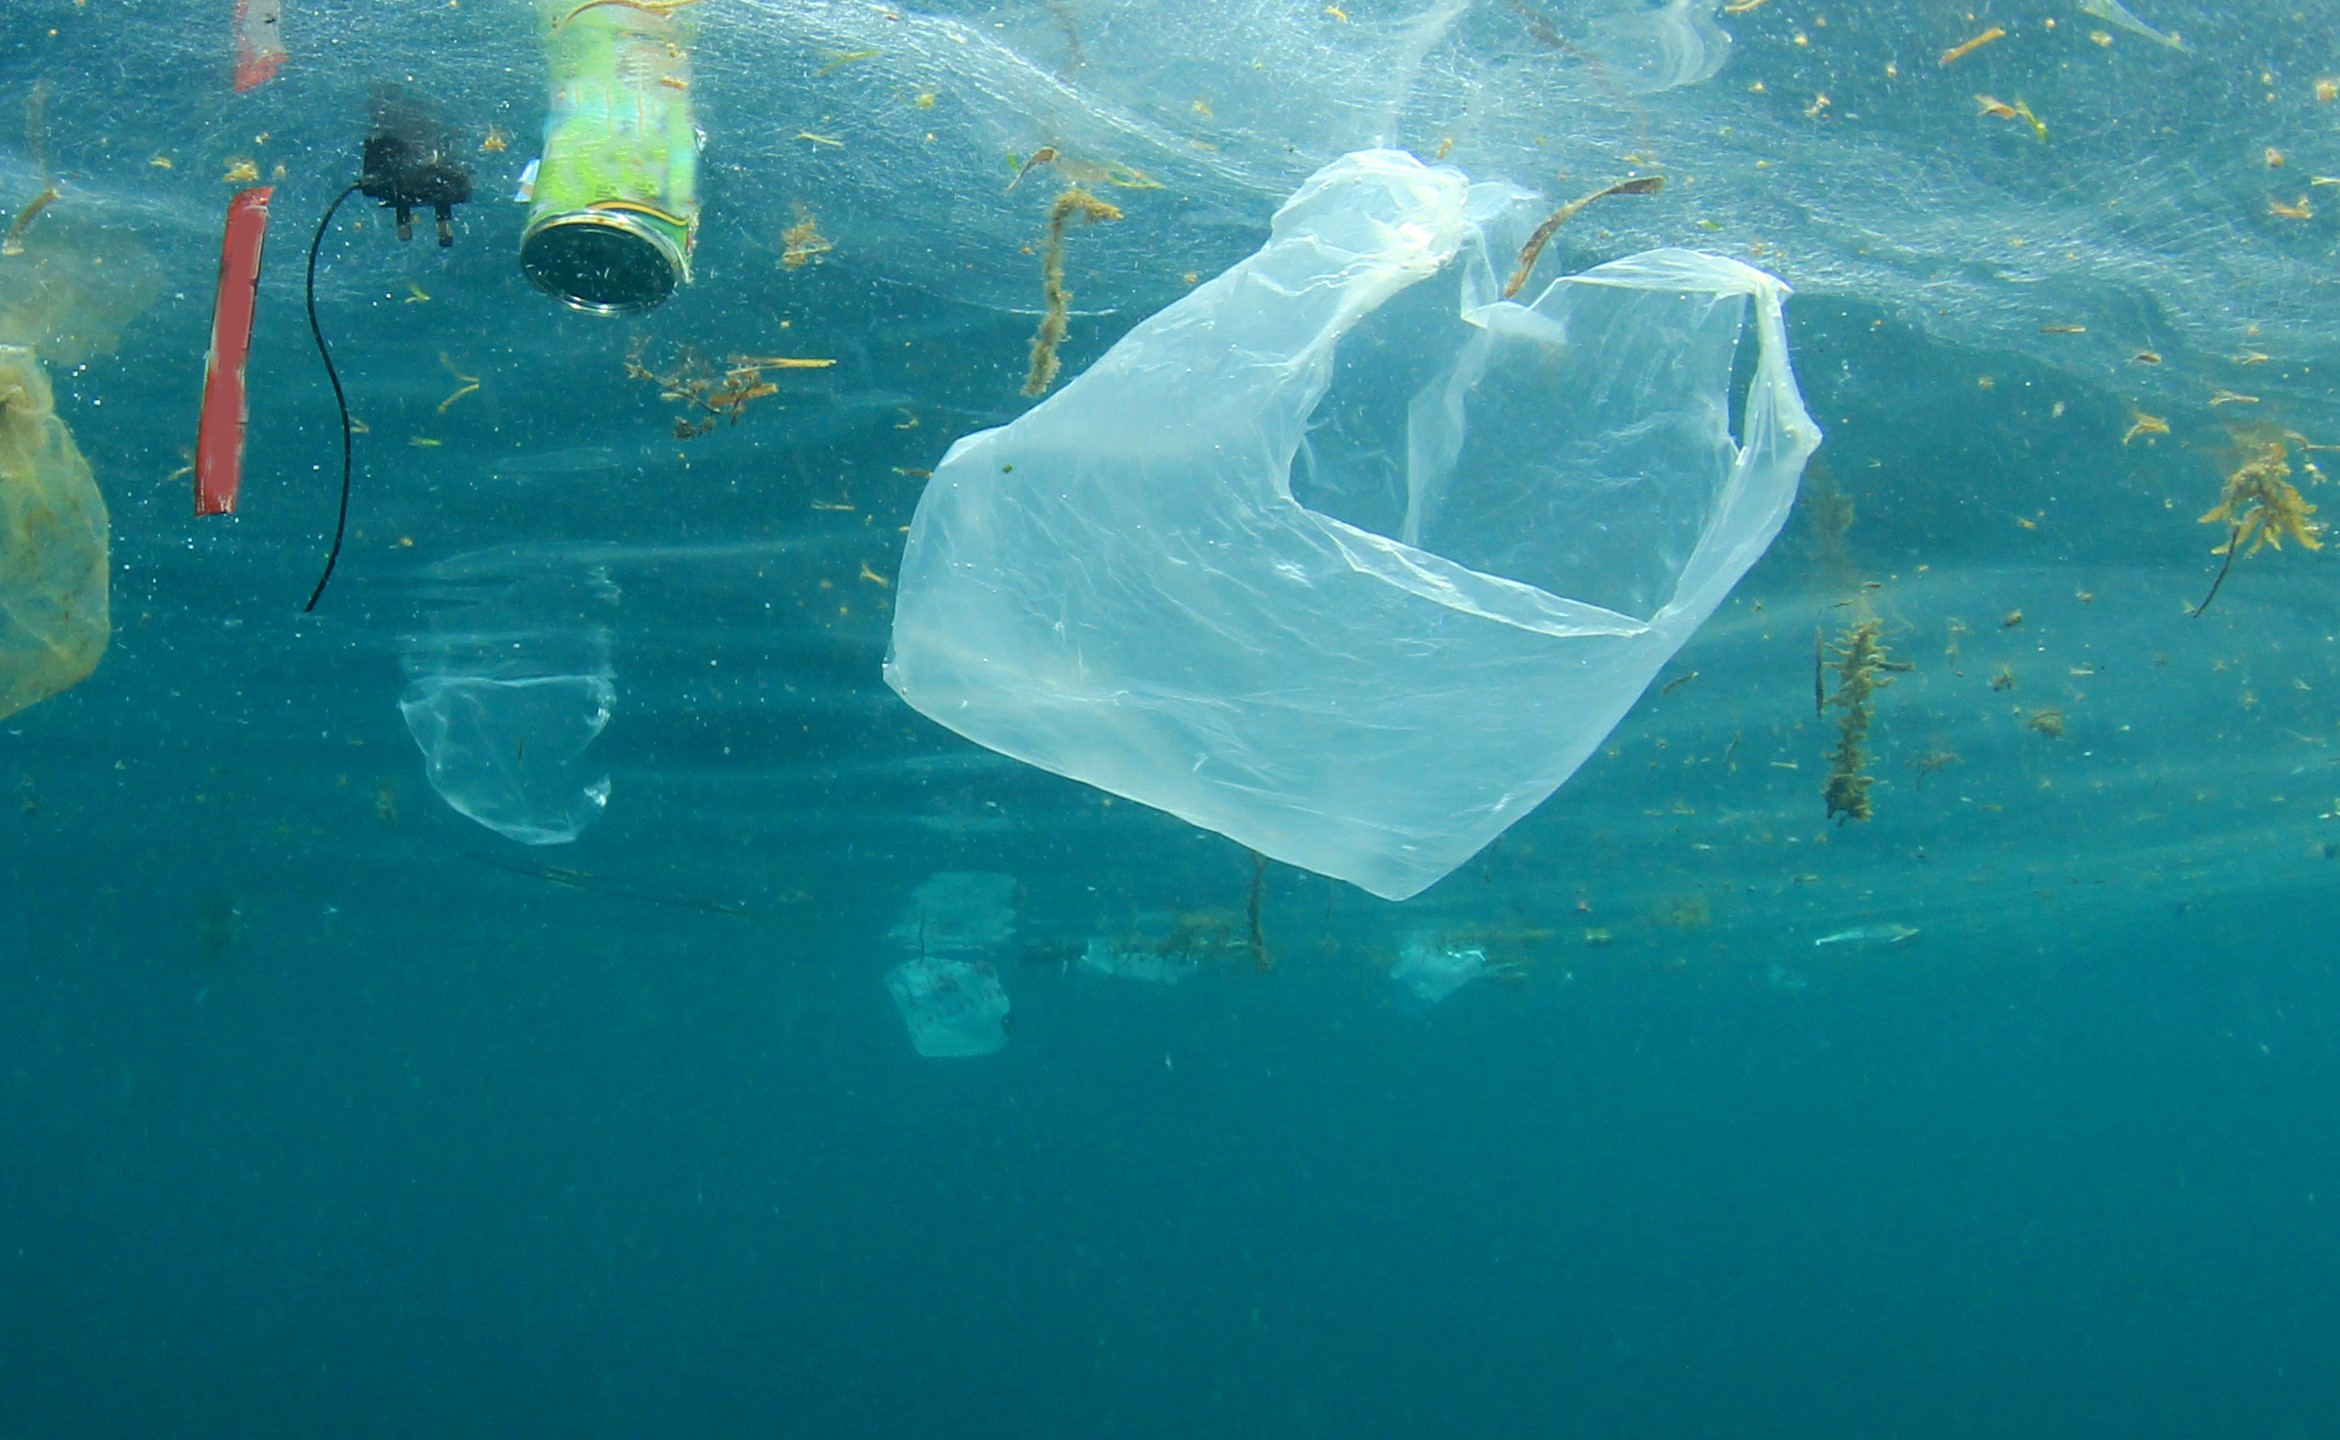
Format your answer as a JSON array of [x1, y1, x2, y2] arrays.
[[886, 149, 1820, 900]]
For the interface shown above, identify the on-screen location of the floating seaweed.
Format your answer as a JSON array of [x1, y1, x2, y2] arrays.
[[624, 340, 833, 438], [555, 0, 701, 32], [1022, 185, 1121, 398], [3, 82, 58, 258], [778, 207, 831, 269], [1819, 619, 1911, 824], [1086, 908, 1251, 978], [1904, 748, 1962, 786], [2192, 434, 2324, 615], [1502, 174, 1665, 300], [1938, 26, 2006, 66], [1005, 146, 1059, 192]]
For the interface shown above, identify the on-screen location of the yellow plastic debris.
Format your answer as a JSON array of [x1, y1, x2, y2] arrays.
[[0, 346, 108, 720]]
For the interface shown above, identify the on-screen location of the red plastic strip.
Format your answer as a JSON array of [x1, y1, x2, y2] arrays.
[[195, 186, 274, 518], [233, 0, 287, 93]]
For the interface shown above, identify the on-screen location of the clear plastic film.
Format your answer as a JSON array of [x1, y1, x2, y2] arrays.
[[886, 150, 1820, 901]]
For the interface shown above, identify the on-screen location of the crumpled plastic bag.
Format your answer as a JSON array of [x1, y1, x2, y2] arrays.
[[886, 149, 1820, 901], [0, 346, 107, 722]]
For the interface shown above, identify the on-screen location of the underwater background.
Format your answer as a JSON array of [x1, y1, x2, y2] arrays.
[[6, 1, 2340, 1435]]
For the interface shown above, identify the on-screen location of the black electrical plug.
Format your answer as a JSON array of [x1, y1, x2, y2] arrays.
[[360, 86, 473, 246]]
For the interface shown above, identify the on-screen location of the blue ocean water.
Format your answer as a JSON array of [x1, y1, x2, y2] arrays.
[[8, 1, 2340, 1436]]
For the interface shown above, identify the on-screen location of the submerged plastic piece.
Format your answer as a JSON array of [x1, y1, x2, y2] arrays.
[[885, 872, 1016, 1057], [398, 625, 616, 845], [233, 0, 288, 93], [1812, 923, 1920, 948], [0, 348, 107, 722], [1079, 937, 1200, 986], [1584, 0, 1733, 94], [886, 871, 1018, 957], [1390, 939, 1508, 1004], [887, 149, 1821, 901], [195, 187, 273, 517], [0, 216, 164, 368], [886, 956, 1012, 1058]]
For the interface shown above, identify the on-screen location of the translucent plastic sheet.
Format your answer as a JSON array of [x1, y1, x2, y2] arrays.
[[398, 622, 618, 845], [885, 955, 1012, 1057], [0, 217, 161, 369], [1078, 938, 1200, 986], [885, 872, 1016, 1057], [887, 150, 1819, 900], [0, 346, 105, 722], [1390, 938, 1511, 1003]]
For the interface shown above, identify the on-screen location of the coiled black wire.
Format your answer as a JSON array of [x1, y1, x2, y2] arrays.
[[302, 182, 365, 613]]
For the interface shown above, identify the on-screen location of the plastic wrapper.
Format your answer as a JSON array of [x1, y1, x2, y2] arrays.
[[398, 623, 617, 845], [884, 873, 1017, 1057], [0, 347, 107, 722], [885, 956, 1013, 1058], [0, 217, 163, 369], [1078, 938, 1200, 986], [887, 149, 1820, 900], [1390, 938, 1510, 1004]]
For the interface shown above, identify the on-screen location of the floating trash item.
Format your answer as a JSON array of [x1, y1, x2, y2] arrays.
[[1390, 938, 1515, 1004], [886, 956, 1012, 1057], [1078, 937, 1200, 986], [522, 0, 700, 314], [887, 872, 1017, 958], [1583, 0, 1734, 94], [1076, 909, 1248, 985], [398, 618, 616, 846], [0, 215, 163, 369], [887, 149, 1818, 901], [885, 872, 1017, 1057], [0, 347, 106, 721], [231, 0, 288, 92], [193, 186, 274, 517], [1812, 923, 1921, 948]]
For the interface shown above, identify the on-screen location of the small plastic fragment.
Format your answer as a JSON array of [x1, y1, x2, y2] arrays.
[[233, 0, 288, 93], [1812, 923, 1920, 947], [1079, 938, 1201, 984], [1390, 938, 1512, 1003]]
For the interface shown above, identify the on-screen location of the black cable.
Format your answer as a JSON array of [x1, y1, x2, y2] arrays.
[[303, 182, 365, 613]]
